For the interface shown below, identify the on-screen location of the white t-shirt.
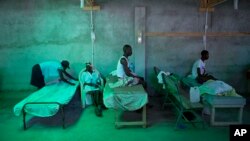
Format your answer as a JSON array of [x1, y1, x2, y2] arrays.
[[116, 56, 130, 78], [191, 59, 205, 78], [39, 61, 62, 84]]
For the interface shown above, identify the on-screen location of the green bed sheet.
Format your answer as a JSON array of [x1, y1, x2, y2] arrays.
[[13, 81, 79, 117], [103, 75, 148, 111]]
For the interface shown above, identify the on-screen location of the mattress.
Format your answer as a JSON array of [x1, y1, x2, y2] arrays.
[[13, 81, 79, 117], [103, 75, 148, 111], [202, 94, 246, 106]]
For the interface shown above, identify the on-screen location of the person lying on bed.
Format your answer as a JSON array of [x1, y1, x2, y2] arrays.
[[116, 44, 146, 88], [80, 62, 104, 117], [191, 50, 216, 84], [30, 60, 78, 89]]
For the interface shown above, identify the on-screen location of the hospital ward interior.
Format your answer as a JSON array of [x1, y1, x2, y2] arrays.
[[1, 0, 250, 141]]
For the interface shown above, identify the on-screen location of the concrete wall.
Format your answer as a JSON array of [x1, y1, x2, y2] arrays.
[[0, 0, 249, 97], [145, 0, 250, 97]]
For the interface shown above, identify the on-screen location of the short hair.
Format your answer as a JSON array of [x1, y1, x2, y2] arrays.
[[61, 60, 70, 69], [201, 50, 209, 56], [123, 44, 131, 53]]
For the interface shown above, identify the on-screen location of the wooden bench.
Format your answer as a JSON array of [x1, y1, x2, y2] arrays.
[[161, 73, 205, 129]]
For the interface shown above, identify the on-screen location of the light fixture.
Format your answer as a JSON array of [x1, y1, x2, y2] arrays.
[[137, 31, 142, 44]]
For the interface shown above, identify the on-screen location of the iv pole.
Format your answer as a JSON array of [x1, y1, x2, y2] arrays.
[[203, 8, 209, 50], [90, 3, 95, 66]]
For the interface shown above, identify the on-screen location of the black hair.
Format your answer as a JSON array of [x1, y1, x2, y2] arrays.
[[201, 50, 209, 56], [61, 60, 70, 68], [123, 44, 132, 53]]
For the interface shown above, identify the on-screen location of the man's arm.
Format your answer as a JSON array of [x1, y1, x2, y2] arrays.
[[197, 68, 202, 77], [120, 58, 137, 78], [63, 70, 78, 81], [58, 69, 75, 85]]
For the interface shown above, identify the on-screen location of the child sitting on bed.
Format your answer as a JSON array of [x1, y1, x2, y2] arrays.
[[191, 50, 216, 84], [80, 62, 105, 117]]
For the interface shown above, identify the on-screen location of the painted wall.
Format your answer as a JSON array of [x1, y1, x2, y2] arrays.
[[0, 0, 249, 97]]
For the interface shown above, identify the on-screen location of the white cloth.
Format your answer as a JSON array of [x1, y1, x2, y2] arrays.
[[199, 80, 233, 96], [183, 77, 236, 96], [39, 61, 62, 85], [109, 76, 140, 88], [117, 56, 129, 78], [109, 77, 133, 88], [157, 71, 171, 84], [110, 70, 117, 76], [191, 59, 205, 78], [157, 71, 171, 89], [79, 70, 102, 107]]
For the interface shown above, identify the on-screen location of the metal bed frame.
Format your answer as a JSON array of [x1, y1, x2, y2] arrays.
[[22, 102, 65, 130]]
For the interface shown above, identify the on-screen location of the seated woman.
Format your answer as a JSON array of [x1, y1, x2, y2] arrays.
[[191, 50, 216, 84], [79, 62, 104, 117]]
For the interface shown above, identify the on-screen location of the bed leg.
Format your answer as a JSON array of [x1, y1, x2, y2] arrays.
[[115, 108, 119, 128], [142, 105, 147, 128], [22, 109, 26, 130], [175, 110, 183, 130], [61, 106, 65, 129], [238, 107, 243, 124], [210, 107, 215, 126]]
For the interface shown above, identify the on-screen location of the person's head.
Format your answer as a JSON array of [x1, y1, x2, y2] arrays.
[[123, 44, 132, 57], [85, 62, 93, 73], [61, 60, 70, 70], [201, 50, 209, 61]]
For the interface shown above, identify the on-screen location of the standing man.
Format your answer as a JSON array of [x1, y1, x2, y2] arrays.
[[191, 50, 216, 84], [30, 60, 78, 89]]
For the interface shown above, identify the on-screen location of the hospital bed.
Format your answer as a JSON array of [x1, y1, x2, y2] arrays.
[[182, 76, 246, 126], [13, 81, 79, 130], [103, 74, 148, 128]]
